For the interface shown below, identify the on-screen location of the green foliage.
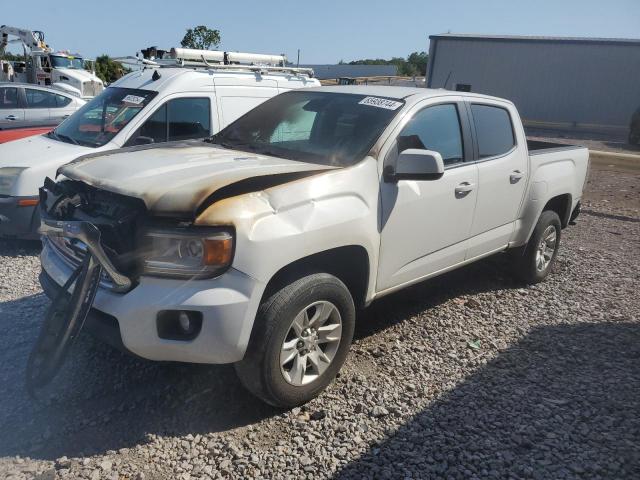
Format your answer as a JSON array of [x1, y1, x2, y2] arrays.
[[180, 26, 221, 50], [346, 51, 428, 76], [93, 55, 129, 84], [0, 51, 25, 62]]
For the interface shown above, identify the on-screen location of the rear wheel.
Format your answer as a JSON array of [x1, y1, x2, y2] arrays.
[[512, 210, 561, 284], [235, 273, 355, 407]]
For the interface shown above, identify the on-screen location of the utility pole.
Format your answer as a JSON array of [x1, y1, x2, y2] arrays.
[[296, 49, 300, 68]]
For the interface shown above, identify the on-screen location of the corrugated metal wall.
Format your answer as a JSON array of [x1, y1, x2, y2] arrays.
[[427, 37, 640, 133]]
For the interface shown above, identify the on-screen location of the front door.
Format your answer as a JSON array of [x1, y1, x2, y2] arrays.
[[0, 86, 25, 127], [377, 100, 479, 292]]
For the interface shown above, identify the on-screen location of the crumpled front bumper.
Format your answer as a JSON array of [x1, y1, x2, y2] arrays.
[[0, 196, 40, 239], [39, 239, 265, 364]]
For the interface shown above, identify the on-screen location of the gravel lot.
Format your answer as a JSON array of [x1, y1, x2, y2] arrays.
[[0, 164, 638, 480]]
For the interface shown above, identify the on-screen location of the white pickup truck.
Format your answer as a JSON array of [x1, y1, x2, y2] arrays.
[[0, 56, 318, 238], [38, 86, 589, 406]]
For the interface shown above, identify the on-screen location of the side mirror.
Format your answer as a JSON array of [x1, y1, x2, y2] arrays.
[[133, 136, 155, 146], [385, 149, 445, 182]]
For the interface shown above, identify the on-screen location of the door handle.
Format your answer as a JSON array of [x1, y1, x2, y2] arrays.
[[510, 170, 525, 183], [5, 115, 16, 121], [455, 182, 475, 198], [62, 115, 70, 119]]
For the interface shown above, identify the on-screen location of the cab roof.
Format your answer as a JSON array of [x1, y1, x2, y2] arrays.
[[306, 85, 514, 106]]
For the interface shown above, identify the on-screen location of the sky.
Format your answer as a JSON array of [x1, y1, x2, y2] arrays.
[[2, 0, 640, 63]]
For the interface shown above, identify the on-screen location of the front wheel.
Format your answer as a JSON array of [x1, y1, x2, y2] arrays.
[[512, 210, 562, 284], [235, 273, 355, 407]]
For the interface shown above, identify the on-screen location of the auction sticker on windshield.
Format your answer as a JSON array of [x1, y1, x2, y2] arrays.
[[122, 94, 146, 105], [358, 97, 403, 110]]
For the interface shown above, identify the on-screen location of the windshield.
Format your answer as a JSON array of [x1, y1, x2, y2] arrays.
[[210, 91, 405, 167], [50, 55, 84, 69], [52, 87, 158, 148]]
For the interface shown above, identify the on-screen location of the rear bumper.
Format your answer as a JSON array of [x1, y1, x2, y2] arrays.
[[0, 196, 40, 239], [39, 240, 265, 364]]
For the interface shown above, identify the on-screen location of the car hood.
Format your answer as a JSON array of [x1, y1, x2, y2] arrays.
[[59, 142, 337, 216], [0, 133, 93, 169]]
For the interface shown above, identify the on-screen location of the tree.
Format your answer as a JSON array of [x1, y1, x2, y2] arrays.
[[93, 55, 128, 84], [406, 51, 428, 76], [345, 51, 428, 77], [180, 26, 221, 50]]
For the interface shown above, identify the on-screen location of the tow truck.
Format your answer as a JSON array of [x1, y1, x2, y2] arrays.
[[0, 25, 104, 99]]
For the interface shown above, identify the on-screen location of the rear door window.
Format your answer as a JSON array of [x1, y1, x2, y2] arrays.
[[25, 89, 57, 108], [470, 104, 515, 158], [54, 94, 73, 108], [0, 87, 19, 109]]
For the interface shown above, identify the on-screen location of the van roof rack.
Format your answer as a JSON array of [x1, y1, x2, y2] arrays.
[[115, 47, 315, 78]]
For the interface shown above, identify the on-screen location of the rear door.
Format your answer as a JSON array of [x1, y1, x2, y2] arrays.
[[50, 93, 77, 125], [0, 86, 25, 126], [465, 101, 529, 258], [24, 87, 57, 126]]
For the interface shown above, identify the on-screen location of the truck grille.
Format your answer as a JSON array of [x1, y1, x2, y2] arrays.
[[46, 236, 115, 289], [82, 80, 104, 97]]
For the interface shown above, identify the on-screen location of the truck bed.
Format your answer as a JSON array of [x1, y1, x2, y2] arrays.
[[527, 139, 582, 155]]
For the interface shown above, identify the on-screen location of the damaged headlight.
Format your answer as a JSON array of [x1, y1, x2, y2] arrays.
[[0, 167, 26, 196], [141, 228, 234, 279]]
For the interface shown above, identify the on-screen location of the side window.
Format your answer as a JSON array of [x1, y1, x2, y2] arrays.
[[0, 87, 18, 109], [168, 98, 211, 141], [137, 104, 167, 144], [471, 104, 515, 158], [25, 89, 56, 108], [129, 97, 211, 146], [55, 94, 72, 108], [397, 104, 464, 165]]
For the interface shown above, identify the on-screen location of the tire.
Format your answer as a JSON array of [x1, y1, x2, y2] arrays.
[[235, 273, 355, 407], [512, 210, 562, 284]]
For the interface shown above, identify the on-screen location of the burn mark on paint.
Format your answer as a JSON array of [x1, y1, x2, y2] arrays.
[[194, 170, 328, 217]]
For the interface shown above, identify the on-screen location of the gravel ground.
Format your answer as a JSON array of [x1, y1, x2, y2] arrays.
[[0, 164, 638, 480]]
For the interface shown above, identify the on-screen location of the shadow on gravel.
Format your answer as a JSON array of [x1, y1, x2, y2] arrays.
[[355, 253, 519, 340], [335, 322, 640, 479]]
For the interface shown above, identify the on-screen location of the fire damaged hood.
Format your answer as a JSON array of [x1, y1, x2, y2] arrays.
[[58, 142, 337, 217]]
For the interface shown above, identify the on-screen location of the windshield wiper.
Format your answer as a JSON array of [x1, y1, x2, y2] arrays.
[[205, 135, 254, 151], [55, 133, 80, 146]]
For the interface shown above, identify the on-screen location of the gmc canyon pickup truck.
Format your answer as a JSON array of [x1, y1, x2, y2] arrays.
[[37, 86, 589, 406]]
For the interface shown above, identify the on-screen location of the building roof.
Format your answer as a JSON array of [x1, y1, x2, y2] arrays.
[[429, 33, 640, 47]]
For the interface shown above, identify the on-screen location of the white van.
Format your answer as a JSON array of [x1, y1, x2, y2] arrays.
[[0, 54, 318, 238]]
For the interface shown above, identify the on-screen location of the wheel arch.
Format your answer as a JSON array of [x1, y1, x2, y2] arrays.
[[542, 193, 572, 228], [261, 245, 371, 310]]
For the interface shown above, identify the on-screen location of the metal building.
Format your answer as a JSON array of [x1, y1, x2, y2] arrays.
[[426, 34, 640, 137]]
